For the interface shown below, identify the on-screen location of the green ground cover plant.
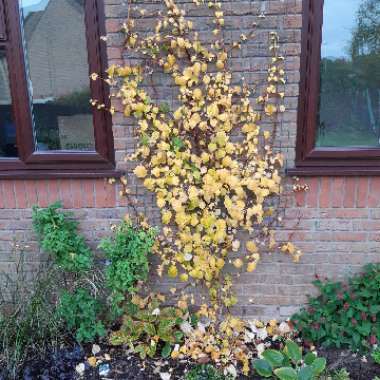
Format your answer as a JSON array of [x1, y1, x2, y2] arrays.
[[252, 339, 326, 380], [292, 264, 380, 352], [110, 293, 186, 359]]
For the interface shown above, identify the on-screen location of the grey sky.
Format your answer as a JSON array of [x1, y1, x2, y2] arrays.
[[322, 0, 361, 59], [19, 0, 49, 16], [20, 0, 44, 5]]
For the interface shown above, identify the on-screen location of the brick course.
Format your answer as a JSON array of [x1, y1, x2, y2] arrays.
[[0, 0, 379, 320]]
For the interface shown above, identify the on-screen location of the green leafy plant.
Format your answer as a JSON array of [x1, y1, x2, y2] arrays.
[[98, 221, 157, 316], [185, 364, 232, 380], [317, 368, 351, 380], [292, 264, 380, 352], [252, 340, 326, 380], [332, 368, 351, 380], [32, 202, 93, 272], [109, 294, 185, 359], [371, 346, 380, 365], [57, 288, 105, 343]]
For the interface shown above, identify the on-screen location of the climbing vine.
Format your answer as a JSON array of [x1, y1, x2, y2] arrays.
[[93, 0, 302, 374], [99, 0, 301, 304]]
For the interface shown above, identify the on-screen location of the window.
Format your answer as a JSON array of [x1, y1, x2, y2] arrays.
[[290, 0, 380, 175], [0, 0, 115, 178]]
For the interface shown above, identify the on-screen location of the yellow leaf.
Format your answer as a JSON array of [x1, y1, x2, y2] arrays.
[[232, 240, 240, 252], [216, 60, 224, 69], [168, 265, 178, 278], [216, 258, 225, 269], [265, 104, 277, 116], [134, 165, 147, 178], [247, 261, 257, 272], [233, 258, 243, 269], [162, 210, 172, 224], [87, 357, 97, 367], [193, 88, 202, 101], [246, 241, 258, 253], [157, 198, 166, 208]]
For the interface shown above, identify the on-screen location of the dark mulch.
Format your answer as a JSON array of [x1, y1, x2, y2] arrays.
[[83, 347, 380, 380], [3, 344, 380, 379], [320, 348, 380, 380]]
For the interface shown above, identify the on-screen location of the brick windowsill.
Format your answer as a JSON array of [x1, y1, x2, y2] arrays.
[[287, 167, 380, 176], [0, 169, 123, 180]]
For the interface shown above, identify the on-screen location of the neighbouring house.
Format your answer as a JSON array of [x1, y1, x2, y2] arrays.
[[0, 0, 379, 320]]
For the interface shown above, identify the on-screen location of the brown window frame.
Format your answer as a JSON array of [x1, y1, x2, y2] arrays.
[[0, 0, 117, 179], [288, 0, 380, 176]]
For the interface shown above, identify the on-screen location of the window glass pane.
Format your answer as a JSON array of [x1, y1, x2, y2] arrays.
[[316, 0, 380, 148], [0, 51, 17, 157], [19, 0, 95, 151]]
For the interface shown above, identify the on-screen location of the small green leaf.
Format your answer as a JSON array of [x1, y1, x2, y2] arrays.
[[298, 365, 314, 380], [135, 344, 147, 360], [174, 330, 184, 342], [140, 133, 150, 146], [304, 352, 316, 365], [159, 102, 170, 114], [170, 136, 184, 151], [253, 359, 273, 377], [285, 340, 302, 362], [370, 305, 380, 314], [311, 357, 326, 375], [274, 367, 298, 380], [262, 349, 285, 368], [143, 322, 156, 336], [161, 342, 172, 358]]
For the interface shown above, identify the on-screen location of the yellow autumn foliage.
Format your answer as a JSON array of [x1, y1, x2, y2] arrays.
[[105, 1, 302, 357]]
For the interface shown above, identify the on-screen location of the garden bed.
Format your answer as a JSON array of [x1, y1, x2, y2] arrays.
[[13, 343, 380, 380]]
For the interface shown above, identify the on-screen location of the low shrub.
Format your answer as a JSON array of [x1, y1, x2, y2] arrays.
[[185, 364, 232, 380], [2, 204, 158, 376], [252, 339, 326, 380], [33, 202, 106, 343], [32, 202, 93, 272], [98, 220, 157, 317], [109, 294, 185, 359], [57, 288, 105, 343], [291, 263, 380, 352]]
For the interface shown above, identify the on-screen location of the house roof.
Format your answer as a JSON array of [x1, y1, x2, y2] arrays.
[[24, 11, 44, 37], [23, 0, 84, 41]]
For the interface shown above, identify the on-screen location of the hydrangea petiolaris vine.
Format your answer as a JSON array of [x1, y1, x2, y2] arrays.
[[96, 0, 302, 308]]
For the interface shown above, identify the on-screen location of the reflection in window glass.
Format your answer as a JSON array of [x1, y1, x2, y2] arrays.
[[19, 0, 95, 151], [0, 51, 17, 157], [317, 0, 380, 148]]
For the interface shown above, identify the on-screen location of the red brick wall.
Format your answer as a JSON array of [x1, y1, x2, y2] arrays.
[[0, 179, 119, 209], [1, 0, 379, 320]]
